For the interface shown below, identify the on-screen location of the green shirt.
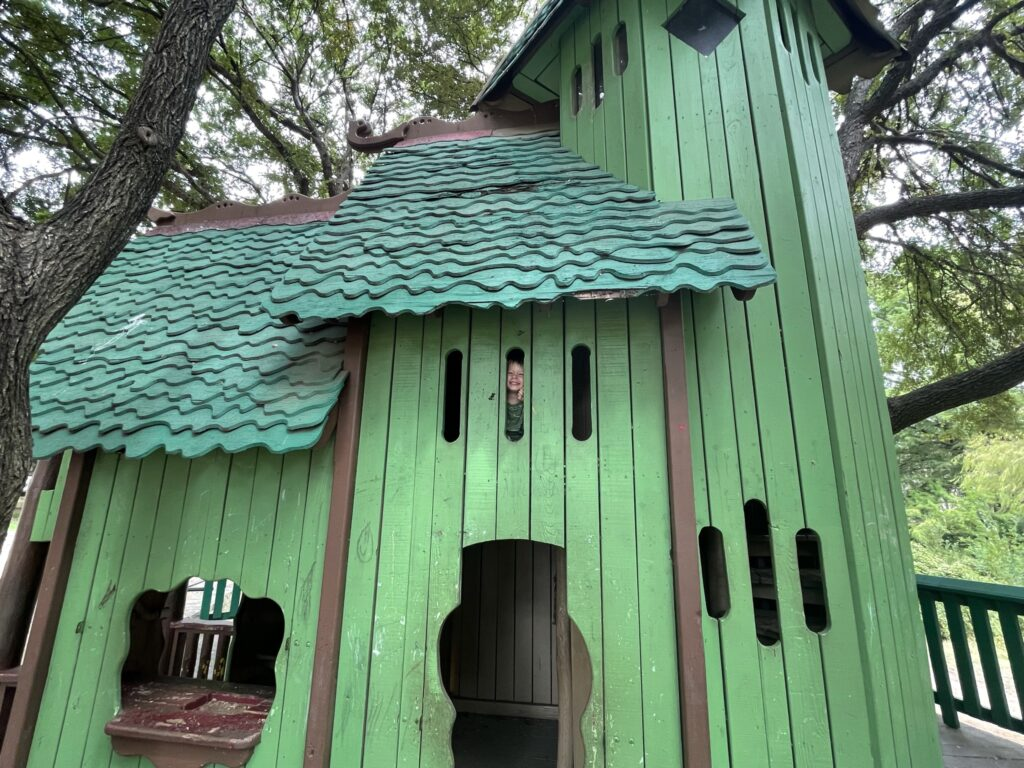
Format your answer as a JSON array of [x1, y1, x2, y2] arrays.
[[505, 401, 524, 441]]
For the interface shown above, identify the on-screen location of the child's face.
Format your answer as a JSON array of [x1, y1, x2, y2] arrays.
[[506, 361, 524, 392]]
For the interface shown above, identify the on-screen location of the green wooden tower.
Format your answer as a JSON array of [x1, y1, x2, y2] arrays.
[[1, 1, 941, 767]]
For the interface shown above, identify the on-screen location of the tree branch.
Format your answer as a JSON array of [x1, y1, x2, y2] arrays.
[[22, 0, 237, 332], [889, 343, 1024, 432], [855, 185, 1024, 235]]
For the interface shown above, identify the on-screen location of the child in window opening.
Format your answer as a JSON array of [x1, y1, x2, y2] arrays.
[[505, 358, 525, 441]]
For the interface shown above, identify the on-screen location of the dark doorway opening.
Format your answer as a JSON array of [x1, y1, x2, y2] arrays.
[[440, 540, 591, 768]]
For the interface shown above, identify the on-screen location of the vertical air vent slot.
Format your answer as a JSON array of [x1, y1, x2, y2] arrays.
[[443, 350, 463, 443], [699, 526, 730, 619], [571, 345, 592, 441], [796, 528, 829, 633], [745, 499, 779, 645], [614, 24, 629, 75]]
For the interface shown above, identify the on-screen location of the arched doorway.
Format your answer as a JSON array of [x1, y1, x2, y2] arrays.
[[439, 540, 591, 768]]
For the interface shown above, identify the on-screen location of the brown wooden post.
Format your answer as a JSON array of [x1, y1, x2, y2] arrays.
[[303, 317, 370, 767], [0, 457, 57, 671], [0, 450, 95, 767], [554, 548, 573, 768], [659, 295, 711, 767]]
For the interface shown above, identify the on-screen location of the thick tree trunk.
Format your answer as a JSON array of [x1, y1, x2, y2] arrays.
[[0, 0, 237, 552], [888, 343, 1024, 433]]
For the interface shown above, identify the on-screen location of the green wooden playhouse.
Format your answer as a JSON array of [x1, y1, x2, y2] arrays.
[[0, 0, 944, 766]]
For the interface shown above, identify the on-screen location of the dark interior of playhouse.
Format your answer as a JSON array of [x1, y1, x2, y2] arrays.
[[440, 540, 591, 768]]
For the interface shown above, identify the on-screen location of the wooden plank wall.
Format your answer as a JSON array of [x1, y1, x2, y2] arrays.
[[559, 0, 940, 765], [332, 301, 682, 767], [25, 443, 335, 768], [445, 540, 558, 709]]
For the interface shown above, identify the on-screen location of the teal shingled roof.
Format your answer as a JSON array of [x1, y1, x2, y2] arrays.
[[30, 223, 347, 460], [265, 132, 776, 320]]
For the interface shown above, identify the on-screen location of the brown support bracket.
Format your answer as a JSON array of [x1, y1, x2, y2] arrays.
[[730, 286, 756, 302], [659, 295, 712, 767], [303, 316, 371, 767], [1, 451, 95, 767]]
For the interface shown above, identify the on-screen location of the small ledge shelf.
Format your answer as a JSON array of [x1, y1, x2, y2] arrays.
[[106, 678, 273, 768]]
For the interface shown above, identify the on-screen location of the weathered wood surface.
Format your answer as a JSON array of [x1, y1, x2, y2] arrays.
[[19, 443, 334, 768], [333, 300, 681, 767], [558, 0, 940, 764]]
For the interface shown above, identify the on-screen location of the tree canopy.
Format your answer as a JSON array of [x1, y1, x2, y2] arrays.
[[1, 0, 529, 216]]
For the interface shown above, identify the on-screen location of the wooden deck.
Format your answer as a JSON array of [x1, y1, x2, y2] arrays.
[[940, 713, 1024, 766]]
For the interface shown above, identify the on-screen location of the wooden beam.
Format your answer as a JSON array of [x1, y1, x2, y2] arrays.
[[554, 548, 573, 768], [0, 451, 95, 766], [303, 317, 371, 767], [659, 295, 712, 766], [0, 457, 56, 670]]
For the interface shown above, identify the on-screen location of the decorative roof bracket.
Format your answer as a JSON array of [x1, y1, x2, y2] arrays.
[[347, 103, 559, 153]]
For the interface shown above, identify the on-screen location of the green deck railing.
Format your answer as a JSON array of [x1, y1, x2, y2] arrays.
[[917, 574, 1024, 733]]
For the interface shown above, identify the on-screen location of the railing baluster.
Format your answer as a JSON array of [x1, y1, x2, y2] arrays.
[[920, 592, 959, 728], [918, 575, 1024, 735], [943, 595, 981, 717], [968, 599, 1011, 727], [998, 606, 1024, 720]]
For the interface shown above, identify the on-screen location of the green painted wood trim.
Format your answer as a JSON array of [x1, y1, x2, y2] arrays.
[[918, 575, 1024, 605], [27, 444, 335, 768], [30, 451, 71, 542], [918, 575, 1024, 734]]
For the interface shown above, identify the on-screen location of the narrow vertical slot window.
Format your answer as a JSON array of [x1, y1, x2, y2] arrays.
[[505, 348, 526, 441], [775, 0, 791, 51], [592, 38, 604, 107], [699, 526, 730, 619], [614, 23, 628, 75], [570, 345, 592, 441], [443, 350, 463, 443], [796, 529, 828, 632], [807, 32, 822, 81], [571, 67, 582, 116], [794, 18, 810, 83], [744, 499, 779, 645]]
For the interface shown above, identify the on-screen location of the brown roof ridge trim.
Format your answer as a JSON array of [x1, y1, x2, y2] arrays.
[[347, 103, 559, 153], [146, 192, 348, 235]]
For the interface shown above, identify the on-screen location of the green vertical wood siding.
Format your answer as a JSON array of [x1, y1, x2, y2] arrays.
[[27, 443, 334, 768], [558, 0, 940, 765], [332, 300, 682, 767]]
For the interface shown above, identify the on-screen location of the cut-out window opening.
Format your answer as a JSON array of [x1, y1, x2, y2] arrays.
[[744, 500, 780, 645], [794, 17, 810, 83], [776, 0, 792, 51], [699, 526, 730, 619], [807, 32, 822, 81], [614, 23, 629, 75], [796, 529, 829, 633], [112, 580, 284, 766], [592, 37, 605, 107], [505, 348, 526, 442], [571, 67, 583, 116], [571, 345, 592, 441], [443, 349, 464, 443]]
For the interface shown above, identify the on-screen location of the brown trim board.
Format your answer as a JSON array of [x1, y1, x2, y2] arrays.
[[303, 316, 371, 767], [0, 451, 95, 767], [659, 295, 712, 766], [0, 457, 56, 672]]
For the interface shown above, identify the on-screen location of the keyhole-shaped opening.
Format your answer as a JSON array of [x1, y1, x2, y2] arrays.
[[439, 540, 592, 767]]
